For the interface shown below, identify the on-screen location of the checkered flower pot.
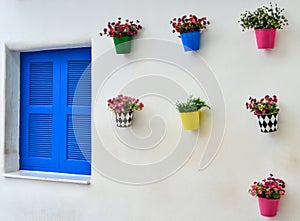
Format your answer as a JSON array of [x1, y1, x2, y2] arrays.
[[115, 111, 133, 128], [257, 113, 278, 133]]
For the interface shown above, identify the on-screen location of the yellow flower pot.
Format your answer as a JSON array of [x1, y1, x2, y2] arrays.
[[179, 111, 199, 130]]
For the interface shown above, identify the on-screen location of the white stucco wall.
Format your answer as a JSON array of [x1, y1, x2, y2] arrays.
[[1, 0, 300, 220]]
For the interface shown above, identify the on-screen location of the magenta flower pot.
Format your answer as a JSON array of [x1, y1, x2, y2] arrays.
[[258, 198, 280, 217], [254, 29, 276, 49]]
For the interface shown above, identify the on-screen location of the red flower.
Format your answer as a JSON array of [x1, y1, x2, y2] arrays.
[[99, 18, 142, 38], [170, 14, 210, 36], [249, 174, 285, 199]]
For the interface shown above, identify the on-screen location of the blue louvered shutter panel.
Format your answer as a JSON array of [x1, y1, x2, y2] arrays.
[[20, 54, 60, 171], [20, 48, 91, 175], [59, 48, 91, 175]]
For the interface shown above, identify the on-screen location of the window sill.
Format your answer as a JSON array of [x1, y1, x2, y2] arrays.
[[4, 170, 91, 185]]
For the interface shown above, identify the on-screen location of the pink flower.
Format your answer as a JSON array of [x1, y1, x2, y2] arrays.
[[246, 95, 279, 115], [249, 174, 285, 199], [107, 94, 144, 113], [252, 186, 257, 190]]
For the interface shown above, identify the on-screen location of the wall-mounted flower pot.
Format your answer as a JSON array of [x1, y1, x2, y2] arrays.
[[180, 31, 200, 51], [258, 197, 280, 217], [115, 111, 133, 127], [255, 29, 276, 49], [179, 111, 199, 130], [257, 113, 278, 133], [113, 36, 132, 54]]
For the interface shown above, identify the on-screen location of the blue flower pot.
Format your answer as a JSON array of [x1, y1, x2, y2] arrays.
[[180, 31, 201, 51]]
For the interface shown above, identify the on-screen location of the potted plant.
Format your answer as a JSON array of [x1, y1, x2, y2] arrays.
[[245, 95, 279, 133], [107, 94, 144, 127], [100, 17, 142, 54], [249, 174, 286, 217], [239, 2, 288, 49], [176, 95, 210, 130], [170, 14, 210, 51], [192, 97, 211, 117]]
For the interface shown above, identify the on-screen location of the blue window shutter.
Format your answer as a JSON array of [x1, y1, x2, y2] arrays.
[[20, 48, 91, 175], [20, 55, 60, 171], [59, 48, 91, 175]]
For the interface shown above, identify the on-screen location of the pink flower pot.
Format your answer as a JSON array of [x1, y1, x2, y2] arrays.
[[258, 198, 280, 217], [255, 29, 276, 49]]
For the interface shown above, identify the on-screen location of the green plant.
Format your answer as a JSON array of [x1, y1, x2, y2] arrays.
[[249, 174, 286, 199], [245, 95, 279, 115], [176, 96, 197, 113], [239, 2, 288, 31], [192, 97, 210, 110]]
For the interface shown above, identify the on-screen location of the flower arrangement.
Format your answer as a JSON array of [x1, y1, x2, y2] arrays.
[[170, 14, 210, 37], [239, 2, 288, 31], [176, 95, 210, 112], [245, 95, 279, 115], [176, 95, 197, 113], [99, 17, 142, 38], [249, 174, 286, 199], [107, 94, 144, 114]]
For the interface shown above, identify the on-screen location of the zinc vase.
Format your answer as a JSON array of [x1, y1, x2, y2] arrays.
[[115, 111, 133, 127], [256, 113, 278, 133]]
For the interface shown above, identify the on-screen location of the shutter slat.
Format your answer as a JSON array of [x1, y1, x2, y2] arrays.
[[30, 62, 53, 105], [67, 61, 91, 106], [67, 114, 91, 161], [29, 114, 52, 158]]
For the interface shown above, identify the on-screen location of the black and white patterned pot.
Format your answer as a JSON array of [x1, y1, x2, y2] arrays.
[[257, 113, 278, 133], [115, 111, 133, 128]]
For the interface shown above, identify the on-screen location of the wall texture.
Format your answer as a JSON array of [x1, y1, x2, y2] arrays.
[[1, 0, 300, 220]]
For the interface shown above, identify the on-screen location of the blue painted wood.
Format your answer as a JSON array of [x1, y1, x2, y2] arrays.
[[20, 47, 91, 175]]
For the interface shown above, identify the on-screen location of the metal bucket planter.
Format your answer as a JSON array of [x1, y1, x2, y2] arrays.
[[115, 111, 133, 127], [257, 113, 278, 133]]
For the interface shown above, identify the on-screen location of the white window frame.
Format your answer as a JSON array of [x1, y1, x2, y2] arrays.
[[3, 43, 92, 184]]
